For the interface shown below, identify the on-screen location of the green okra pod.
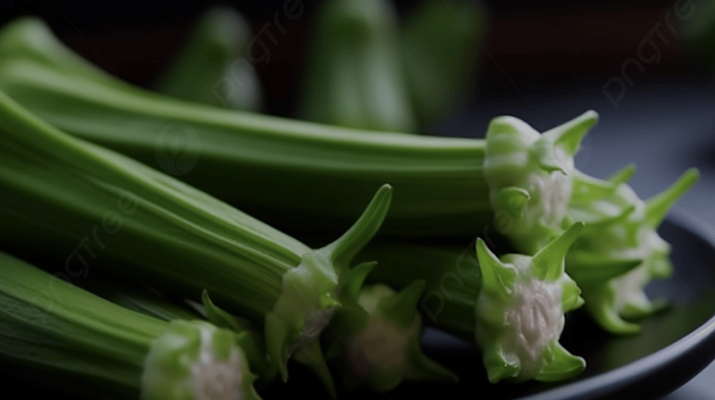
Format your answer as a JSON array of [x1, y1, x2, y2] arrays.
[[91, 280, 279, 385], [360, 224, 588, 383], [155, 7, 263, 111], [564, 167, 700, 334], [0, 87, 393, 387], [401, 0, 486, 124], [299, 0, 416, 132], [482, 114, 698, 332], [325, 263, 457, 391], [0, 251, 262, 400], [0, 17, 132, 91], [0, 51, 492, 237], [0, 17, 698, 334]]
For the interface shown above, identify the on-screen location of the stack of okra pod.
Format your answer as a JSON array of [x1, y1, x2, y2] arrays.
[[0, 3, 699, 399]]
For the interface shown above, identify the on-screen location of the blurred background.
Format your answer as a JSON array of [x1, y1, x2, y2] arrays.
[[2, 0, 715, 398], [0, 0, 707, 116]]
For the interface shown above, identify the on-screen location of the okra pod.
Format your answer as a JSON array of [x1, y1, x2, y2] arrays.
[[299, 0, 416, 132], [0, 54, 492, 237], [360, 224, 588, 383], [0, 18, 698, 334], [564, 167, 699, 333], [90, 280, 279, 385], [325, 263, 457, 391], [91, 269, 452, 394], [401, 0, 486, 123], [0, 17, 132, 91], [155, 7, 263, 111], [0, 251, 262, 400], [0, 88, 392, 385], [483, 115, 698, 332]]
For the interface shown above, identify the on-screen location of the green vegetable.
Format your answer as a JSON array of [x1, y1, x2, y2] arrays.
[[358, 240, 483, 340], [474, 226, 585, 383], [155, 6, 262, 111], [325, 263, 457, 391], [0, 86, 393, 388], [0, 251, 262, 400], [91, 281, 279, 385], [0, 18, 698, 334], [482, 111, 596, 255], [0, 50, 491, 237], [0, 17, 131, 91], [483, 113, 699, 332], [0, 19, 596, 239], [88, 280, 205, 322], [299, 0, 416, 132], [361, 223, 588, 383], [401, 0, 486, 123], [565, 167, 699, 334], [94, 270, 454, 393]]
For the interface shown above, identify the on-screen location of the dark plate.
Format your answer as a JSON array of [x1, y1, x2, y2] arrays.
[[4, 211, 715, 400]]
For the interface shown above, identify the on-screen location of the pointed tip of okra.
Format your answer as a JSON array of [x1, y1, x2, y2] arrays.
[[292, 339, 336, 398], [344, 261, 378, 304], [483, 345, 520, 383], [379, 280, 426, 328], [566, 252, 642, 284], [608, 163, 637, 185], [405, 340, 459, 384], [531, 222, 584, 281], [534, 342, 586, 382], [586, 290, 642, 335], [561, 279, 585, 312], [496, 186, 530, 212], [571, 171, 621, 204], [528, 110, 598, 175], [645, 168, 699, 228], [201, 290, 249, 333], [529, 110, 598, 174], [325, 184, 393, 268], [531, 137, 568, 174], [621, 296, 669, 320], [544, 110, 598, 157], [476, 238, 516, 299], [265, 312, 291, 382]]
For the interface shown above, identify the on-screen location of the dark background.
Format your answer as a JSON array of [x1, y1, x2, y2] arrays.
[[0, 0, 708, 118]]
